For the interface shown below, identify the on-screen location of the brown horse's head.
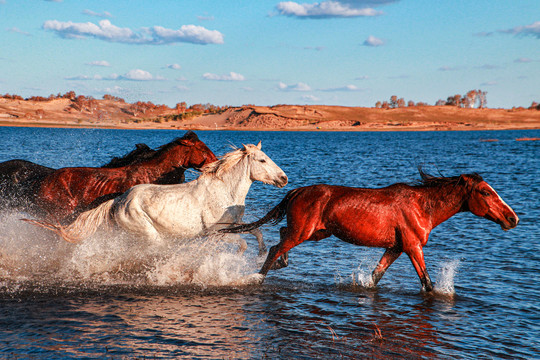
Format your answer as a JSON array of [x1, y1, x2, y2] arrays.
[[172, 131, 218, 169], [461, 174, 519, 231]]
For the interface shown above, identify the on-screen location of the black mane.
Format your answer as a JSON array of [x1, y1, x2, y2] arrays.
[[102, 131, 199, 168], [415, 168, 483, 188]]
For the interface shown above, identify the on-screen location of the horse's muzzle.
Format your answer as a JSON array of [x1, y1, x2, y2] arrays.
[[276, 175, 288, 188], [501, 215, 519, 231]]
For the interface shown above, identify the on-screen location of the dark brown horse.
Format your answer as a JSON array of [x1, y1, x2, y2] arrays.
[[221, 170, 519, 291], [0, 143, 156, 211], [7, 131, 217, 222]]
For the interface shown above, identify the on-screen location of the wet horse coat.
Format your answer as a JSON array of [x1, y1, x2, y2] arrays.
[[15, 131, 217, 222], [27, 143, 288, 253], [221, 171, 519, 291]]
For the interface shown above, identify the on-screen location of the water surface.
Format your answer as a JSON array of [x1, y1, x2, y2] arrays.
[[0, 127, 538, 359]]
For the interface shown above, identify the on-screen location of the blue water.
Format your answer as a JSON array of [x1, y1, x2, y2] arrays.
[[0, 127, 538, 359]]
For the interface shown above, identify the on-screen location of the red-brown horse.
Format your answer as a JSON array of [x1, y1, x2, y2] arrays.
[[29, 131, 217, 222], [222, 170, 519, 291]]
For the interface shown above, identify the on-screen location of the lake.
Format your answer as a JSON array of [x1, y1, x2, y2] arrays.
[[0, 127, 538, 359]]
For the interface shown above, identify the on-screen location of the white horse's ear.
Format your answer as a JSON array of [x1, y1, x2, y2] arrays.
[[242, 143, 247, 151], [256, 141, 262, 150]]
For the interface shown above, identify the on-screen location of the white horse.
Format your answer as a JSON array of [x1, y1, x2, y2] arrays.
[[26, 143, 288, 252]]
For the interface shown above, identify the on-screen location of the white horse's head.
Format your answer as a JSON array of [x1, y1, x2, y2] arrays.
[[243, 142, 288, 188]]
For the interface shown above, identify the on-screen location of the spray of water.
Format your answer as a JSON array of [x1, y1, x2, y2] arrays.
[[0, 212, 262, 291], [434, 259, 460, 296]]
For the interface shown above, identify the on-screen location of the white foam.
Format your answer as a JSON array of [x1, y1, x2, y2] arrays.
[[434, 259, 460, 296], [0, 212, 260, 288]]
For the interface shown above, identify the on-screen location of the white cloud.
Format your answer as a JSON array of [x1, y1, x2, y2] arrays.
[[65, 75, 99, 81], [275, 1, 384, 19], [122, 69, 165, 81], [278, 82, 312, 91], [86, 60, 111, 67], [174, 85, 190, 91], [166, 64, 182, 70], [7, 27, 31, 36], [197, 15, 215, 21], [103, 85, 125, 95], [514, 57, 532, 63], [500, 21, 540, 39], [438, 65, 462, 71], [202, 72, 245, 81], [82, 9, 112, 18], [66, 69, 164, 81], [302, 94, 320, 102], [363, 35, 384, 46], [43, 19, 224, 45], [481, 81, 498, 86], [322, 84, 361, 91]]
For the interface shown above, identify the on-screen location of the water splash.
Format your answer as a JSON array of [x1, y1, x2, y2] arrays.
[[0, 212, 260, 290], [434, 259, 460, 296], [334, 255, 379, 288]]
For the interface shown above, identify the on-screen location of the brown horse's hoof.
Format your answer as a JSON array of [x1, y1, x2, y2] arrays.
[[271, 253, 289, 270]]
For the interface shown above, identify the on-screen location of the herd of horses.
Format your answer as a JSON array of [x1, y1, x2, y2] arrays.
[[1, 131, 519, 291]]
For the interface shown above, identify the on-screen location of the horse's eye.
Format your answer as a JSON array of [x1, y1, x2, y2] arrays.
[[259, 159, 266, 163], [480, 190, 491, 196]]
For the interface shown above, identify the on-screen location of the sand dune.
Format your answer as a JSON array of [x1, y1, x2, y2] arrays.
[[1, 98, 539, 131]]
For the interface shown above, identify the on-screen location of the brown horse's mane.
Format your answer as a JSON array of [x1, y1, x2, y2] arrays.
[[102, 131, 199, 168], [414, 168, 483, 188]]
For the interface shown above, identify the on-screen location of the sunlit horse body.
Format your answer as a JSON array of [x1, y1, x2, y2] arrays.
[[0, 143, 156, 211], [28, 143, 288, 252], [8, 131, 218, 223], [221, 170, 519, 291]]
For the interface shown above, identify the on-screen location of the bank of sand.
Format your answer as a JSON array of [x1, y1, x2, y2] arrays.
[[1, 98, 539, 133]]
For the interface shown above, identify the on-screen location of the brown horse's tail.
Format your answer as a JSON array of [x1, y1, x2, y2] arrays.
[[220, 188, 301, 234], [22, 199, 115, 243]]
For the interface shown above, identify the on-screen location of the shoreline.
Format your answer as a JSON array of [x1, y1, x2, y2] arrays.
[[1, 120, 539, 133]]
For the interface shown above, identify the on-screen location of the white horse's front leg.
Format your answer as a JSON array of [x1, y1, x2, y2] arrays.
[[249, 228, 267, 256]]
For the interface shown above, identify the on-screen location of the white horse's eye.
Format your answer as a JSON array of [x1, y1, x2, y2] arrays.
[[259, 159, 266, 163]]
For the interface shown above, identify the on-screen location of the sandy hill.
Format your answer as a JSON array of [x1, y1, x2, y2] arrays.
[[1, 98, 539, 132]]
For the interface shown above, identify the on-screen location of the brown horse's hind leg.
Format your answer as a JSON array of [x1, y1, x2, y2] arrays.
[[260, 227, 294, 275], [372, 248, 402, 287], [407, 247, 433, 292]]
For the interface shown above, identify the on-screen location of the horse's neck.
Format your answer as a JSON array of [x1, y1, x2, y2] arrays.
[[129, 146, 188, 179], [205, 159, 253, 205], [424, 184, 468, 228]]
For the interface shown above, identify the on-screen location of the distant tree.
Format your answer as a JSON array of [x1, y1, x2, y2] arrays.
[[175, 102, 187, 113], [62, 91, 77, 100], [435, 100, 445, 106], [478, 90, 487, 108], [375, 101, 382, 109], [529, 101, 540, 110], [407, 100, 415, 107], [381, 101, 390, 110], [389, 95, 398, 108], [396, 98, 406, 108]]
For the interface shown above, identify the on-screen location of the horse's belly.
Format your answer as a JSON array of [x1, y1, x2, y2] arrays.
[[330, 218, 396, 249]]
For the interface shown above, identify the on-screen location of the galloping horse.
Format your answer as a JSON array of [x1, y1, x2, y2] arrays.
[[0, 143, 156, 211], [12, 131, 218, 222], [26, 143, 288, 253], [221, 170, 519, 291]]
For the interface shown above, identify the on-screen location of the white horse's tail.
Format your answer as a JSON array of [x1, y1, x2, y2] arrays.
[[22, 199, 115, 243]]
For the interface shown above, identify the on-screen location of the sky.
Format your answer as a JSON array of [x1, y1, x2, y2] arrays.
[[0, 0, 538, 109]]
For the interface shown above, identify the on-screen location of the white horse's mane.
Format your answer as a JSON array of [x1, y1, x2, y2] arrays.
[[200, 144, 258, 179]]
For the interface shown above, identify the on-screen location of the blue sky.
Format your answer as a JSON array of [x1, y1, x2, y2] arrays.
[[1, 0, 538, 108]]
